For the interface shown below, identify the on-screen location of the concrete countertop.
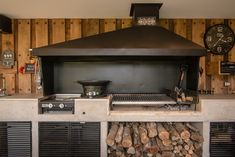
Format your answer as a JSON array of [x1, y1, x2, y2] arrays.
[[199, 94, 235, 100], [0, 94, 42, 100]]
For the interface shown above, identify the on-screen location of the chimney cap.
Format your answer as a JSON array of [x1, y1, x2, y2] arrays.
[[130, 3, 163, 17]]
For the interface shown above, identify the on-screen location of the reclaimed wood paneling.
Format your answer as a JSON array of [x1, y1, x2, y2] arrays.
[[121, 19, 132, 29], [68, 19, 82, 40], [192, 19, 206, 90], [17, 19, 31, 94], [103, 19, 116, 33], [82, 19, 100, 37], [174, 19, 187, 38], [50, 19, 65, 44]]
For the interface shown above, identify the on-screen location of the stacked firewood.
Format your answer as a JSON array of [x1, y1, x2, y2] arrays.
[[106, 122, 203, 157]]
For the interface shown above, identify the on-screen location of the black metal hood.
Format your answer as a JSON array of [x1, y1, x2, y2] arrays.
[[32, 3, 206, 57]]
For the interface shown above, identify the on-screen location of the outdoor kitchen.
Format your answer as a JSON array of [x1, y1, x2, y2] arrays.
[[1, 1, 235, 157]]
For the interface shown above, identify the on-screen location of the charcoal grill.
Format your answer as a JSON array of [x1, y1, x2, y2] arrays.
[[111, 93, 176, 105]]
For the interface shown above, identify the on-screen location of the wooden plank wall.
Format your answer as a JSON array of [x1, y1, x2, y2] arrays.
[[1, 18, 235, 95]]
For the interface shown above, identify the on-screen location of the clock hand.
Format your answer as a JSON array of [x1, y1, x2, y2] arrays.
[[213, 37, 222, 47]]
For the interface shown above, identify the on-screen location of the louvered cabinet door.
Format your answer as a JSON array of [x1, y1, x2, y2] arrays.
[[39, 122, 70, 157], [0, 122, 32, 157], [210, 122, 235, 157], [71, 122, 100, 157], [0, 123, 8, 156]]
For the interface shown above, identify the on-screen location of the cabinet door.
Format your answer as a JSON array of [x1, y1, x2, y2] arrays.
[[0, 123, 8, 156], [39, 122, 70, 157], [7, 122, 32, 157], [71, 122, 100, 157], [0, 122, 31, 157], [210, 122, 235, 157]]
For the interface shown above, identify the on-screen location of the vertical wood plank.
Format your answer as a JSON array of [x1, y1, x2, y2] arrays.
[[2, 73, 15, 95], [68, 19, 82, 40], [192, 19, 206, 90], [174, 19, 187, 38], [50, 19, 65, 44], [228, 19, 235, 93], [121, 19, 132, 29], [82, 19, 99, 37], [1, 20, 16, 94], [17, 19, 31, 94], [103, 19, 116, 33], [209, 19, 226, 94], [32, 19, 49, 94], [159, 19, 170, 30]]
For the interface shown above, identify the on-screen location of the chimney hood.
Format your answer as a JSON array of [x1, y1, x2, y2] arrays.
[[32, 3, 206, 57], [0, 15, 12, 34]]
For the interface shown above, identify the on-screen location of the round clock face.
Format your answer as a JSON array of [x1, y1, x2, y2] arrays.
[[204, 24, 235, 55]]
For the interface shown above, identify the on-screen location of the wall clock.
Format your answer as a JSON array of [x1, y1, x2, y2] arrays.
[[204, 24, 235, 55]]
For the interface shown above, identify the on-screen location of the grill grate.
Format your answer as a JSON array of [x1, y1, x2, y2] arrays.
[[210, 122, 235, 157], [112, 93, 176, 105]]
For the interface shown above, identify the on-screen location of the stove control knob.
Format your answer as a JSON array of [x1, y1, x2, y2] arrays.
[[59, 103, 65, 109], [48, 103, 53, 108]]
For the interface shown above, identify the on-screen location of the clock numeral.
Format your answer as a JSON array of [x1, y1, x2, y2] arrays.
[[227, 37, 233, 42], [206, 36, 212, 42], [217, 26, 223, 32], [217, 46, 223, 53], [216, 33, 224, 38]]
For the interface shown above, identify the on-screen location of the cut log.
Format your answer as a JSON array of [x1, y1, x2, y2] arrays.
[[162, 151, 175, 157], [174, 123, 191, 140], [156, 137, 173, 151], [164, 123, 180, 141], [106, 123, 119, 146], [156, 153, 162, 157], [115, 123, 124, 143], [157, 123, 170, 141], [145, 138, 159, 155], [162, 139, 172, 147], [133, 123, 142, 151], [188, 149, 194, 155], [183, 144, 190, 151], [186, 123, 199, 132], [181, 148, 188, 156], [191, 153, 199, 157], [139, 123, 150, 144], [185, 154, 192, 157], [127, 146, 136, 154], [122, 126, 133, 148], [191, 131, 204, 143], [146, 122, 158, 138], [194, 142, 202, 150]]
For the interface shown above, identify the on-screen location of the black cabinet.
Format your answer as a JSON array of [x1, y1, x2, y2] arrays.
[[39, 122, 100, 157], [210, 122, 235, 157], [0, 122, 32, 157]]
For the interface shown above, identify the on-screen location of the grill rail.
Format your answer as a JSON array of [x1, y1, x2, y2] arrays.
[[111, 93, 176, 105]]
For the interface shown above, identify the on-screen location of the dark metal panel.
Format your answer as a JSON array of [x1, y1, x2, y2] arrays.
[[0, 123, 8, 156], [39, 122, 70, 157], [52, 58, 198, 94], [210, 122, 235, 157], [39, 122, 100, 157], [33, 26, 206, 57], [71, 122, 100, 157], [0, 122, 32, 157], [0, 15, 12, 34], [130, 3, 162, 18]]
